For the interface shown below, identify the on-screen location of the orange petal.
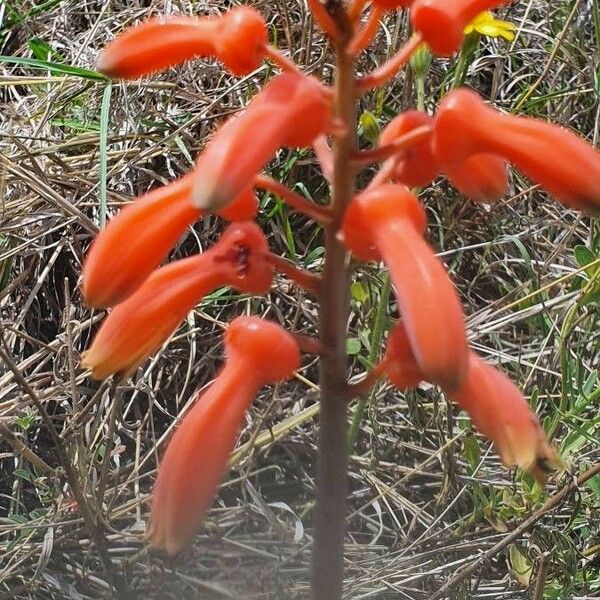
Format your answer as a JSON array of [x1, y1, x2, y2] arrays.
[[378, 221, 468, 389], [98, 17, 217, 79], [192, 73, 331, 212], [411, 0, 512, 56], [382, 321, 424, 389], [148, 316, 300, 555], [342, 185, 469, 389], [82, 175, 257, 309], [444, 154, 508, 202], [98, 8, 267, 80], [451, 353, 562, 484], [434, 89, 600, 214], [148, 366, 254, 555], [215, 7, 268, 76], [82, 223, 272, 379], [342, 183, 427, 261], [380, 111, 439, 188]]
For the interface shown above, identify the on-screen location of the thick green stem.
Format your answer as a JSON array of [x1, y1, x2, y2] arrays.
[[311, 17, 357, 600]]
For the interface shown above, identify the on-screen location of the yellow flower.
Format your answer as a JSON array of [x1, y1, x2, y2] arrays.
[[464, 11, 516, 41]]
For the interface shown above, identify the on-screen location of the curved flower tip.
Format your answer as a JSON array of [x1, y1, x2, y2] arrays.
[[433, 88, 600, 214], [342, 185, 469, 389], [97, 7, 267, 80], [411, 0, 512, 56], [452, 353, 562, 485], [82, 176, 258, 309], [148, 316, 300, 555], [379, 111, 439, 188], [82, 223, 273, 380], [192, 72, 331, 213]]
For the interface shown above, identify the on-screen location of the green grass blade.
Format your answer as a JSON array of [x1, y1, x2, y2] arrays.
[[0, 56, 107, 81], [98, 84, 113, 228]]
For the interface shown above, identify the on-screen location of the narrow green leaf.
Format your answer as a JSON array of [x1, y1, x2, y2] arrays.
[[0, 56, 107, 80], [98, 84, 113, 227]]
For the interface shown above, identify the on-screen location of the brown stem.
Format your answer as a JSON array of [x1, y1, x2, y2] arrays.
[[351, 125, 432, 165], [265, 253, 322, 296], [254, 174, 332, 223], [311, 11, 357, 600], [0, 422, 55, 476], [348, 6, 384, 55], [356, 34, 423, 93]]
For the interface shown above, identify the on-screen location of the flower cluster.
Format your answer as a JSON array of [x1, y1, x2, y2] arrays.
[[82, 0, 599, 557]]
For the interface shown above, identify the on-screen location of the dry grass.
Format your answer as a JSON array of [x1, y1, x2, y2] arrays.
[[0, 1, 599, 598]]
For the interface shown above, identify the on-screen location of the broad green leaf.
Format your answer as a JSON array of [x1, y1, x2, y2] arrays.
[[346, 338, 361, 355], [351, 281, 369, 304], [508, 544, 533, 587], [359, 110, 380, 144]]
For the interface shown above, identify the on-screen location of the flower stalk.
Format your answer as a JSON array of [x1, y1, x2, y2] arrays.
[[311, 10, 357, 598]]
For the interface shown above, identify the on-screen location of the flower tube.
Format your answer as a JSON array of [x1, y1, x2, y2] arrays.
[[379, 110, 508, 200], [342, 184, 469, 389], [97, 7, 267, 79], [379, 111, 439, 188], [148, 316, 300, 555], [411, 0, 511, 56], [382, 321, 560, 484], [82, 176, 257, 309], [433, 89, 600, 214], [443, 154, 508, 203], [192, 72, 331, 212], [82, 223, 273, 379], [451, 354, 561, 484]]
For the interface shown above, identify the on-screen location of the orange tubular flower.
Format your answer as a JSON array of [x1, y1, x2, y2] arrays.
[[97, 7, 267, 79], [444, 154, 508, 203], [379, 110, 508, 201], [82, 176, 257, 309], [379, 111, 439, 188], [411, 0, 511, 56], [451, 353, 561, 484], [433, 89, 600, 214], [342, 184, 469, 389], [148, 316, 300, 555], [382, 321, 560, 484], [192, 72, 331, 212], [82, 223, 273, 380]]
